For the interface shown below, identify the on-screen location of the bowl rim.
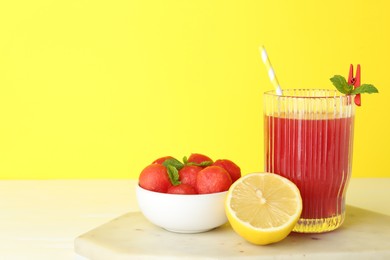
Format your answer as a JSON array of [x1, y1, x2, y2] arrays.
[[136, 184, 228, 197]]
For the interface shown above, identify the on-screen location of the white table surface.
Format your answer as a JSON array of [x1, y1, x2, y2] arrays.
[[0, 178, 389, 260]]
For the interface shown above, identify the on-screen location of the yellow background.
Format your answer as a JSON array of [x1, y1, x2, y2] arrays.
[[1, 1, 389, 179]]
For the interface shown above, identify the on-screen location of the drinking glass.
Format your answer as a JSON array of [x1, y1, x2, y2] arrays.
[[264, 89, 355, 233]]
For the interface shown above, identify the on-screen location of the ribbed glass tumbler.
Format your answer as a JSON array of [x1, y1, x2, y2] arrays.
[[264, 89, 355, 233]]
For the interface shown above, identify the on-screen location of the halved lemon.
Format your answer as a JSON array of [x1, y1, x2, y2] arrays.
[[225, 172, 302, 245]]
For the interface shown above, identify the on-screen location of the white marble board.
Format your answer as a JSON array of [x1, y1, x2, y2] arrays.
[[75, 206, 390, 259]]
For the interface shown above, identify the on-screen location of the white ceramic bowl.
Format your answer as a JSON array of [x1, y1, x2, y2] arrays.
[[136, 185, 228, 233]]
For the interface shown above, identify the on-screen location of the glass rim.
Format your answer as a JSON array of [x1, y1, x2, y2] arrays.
[[264, 89, 355, 99]]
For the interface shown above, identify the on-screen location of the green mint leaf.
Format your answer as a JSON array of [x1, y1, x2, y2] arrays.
[[330, 75, 353, 94], [185, 160, 213, 167], [182, 156, 188, 165], [350, 84, 379, 94], [162, 158, 184, 171], [183, 155, 212, 167], [198, 161, 213, 167], [166, 165, 181, 186]]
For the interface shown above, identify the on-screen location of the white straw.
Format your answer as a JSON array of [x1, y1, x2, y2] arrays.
[[260, 46, 283, 95]]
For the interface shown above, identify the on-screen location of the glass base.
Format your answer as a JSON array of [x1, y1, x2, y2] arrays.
[[293, 213, 345, 233]]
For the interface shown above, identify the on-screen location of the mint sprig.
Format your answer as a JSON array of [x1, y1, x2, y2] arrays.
[[330, 75, 378, 95], [182, 156, 213, 167], [162, 158, 183, 186], [350, 84, 378, 95], [162, 158, 184, 170], [166, 165, 181, 186], [162, 156, 213, 186]]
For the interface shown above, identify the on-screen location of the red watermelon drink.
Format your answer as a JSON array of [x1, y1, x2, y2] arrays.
[[264, 89, 355, 233]]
